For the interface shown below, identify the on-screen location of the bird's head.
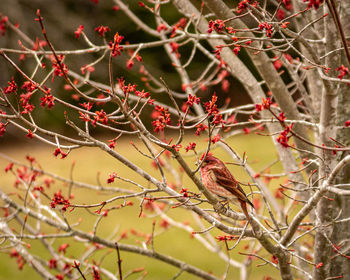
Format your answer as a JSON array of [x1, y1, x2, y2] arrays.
[[201, 154, 220, 167]]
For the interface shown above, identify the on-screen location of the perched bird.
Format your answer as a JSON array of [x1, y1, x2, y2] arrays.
[[200, 154, 254, 224]]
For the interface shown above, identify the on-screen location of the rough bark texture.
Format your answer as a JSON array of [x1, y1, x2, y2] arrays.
[[330, 1, 350, 277], [313, 2, 340, 279]]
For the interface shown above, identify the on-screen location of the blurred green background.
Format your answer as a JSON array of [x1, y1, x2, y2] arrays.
[[0, 134, 288, 280]]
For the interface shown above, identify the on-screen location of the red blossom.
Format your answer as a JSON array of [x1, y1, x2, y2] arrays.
[[226, 26, 236, 34], [272, 255, 279, 264], [284, 53, 293, 63], [49, 258, 57, 269], [27, 129, 34, 139], [305, 0, 324, 9], [94, 109, 108, 125], [5, 162, 13, 172], [237, 0, 249, 13], [262, 97, 272, 109], [195, 123, 208, 136], [107, 172, 117, 184], [10, 248, 19, 258], [157, 23, 168, 32], [4, 77, 17, 94], [58, 243, 69, 254], [332, 144, 340, 155], [277, 124, 293, 148], [109, 32, 124, 57], [275, 187, 284, 199], [215, 235, 237, 241], [94, 25, 110, 37], [40, 88, 55, 108], [214, 45, 222, 59], [52, 55, 68, 78], [135, 89, 150, 98], [208, 19, 225, 33], [212, 113, 226, 127], [172, 144, 182, 152], [280, 21, 290, 28], [315, 262, 323, 269], [1, 122, 8, 136], [258, 22, 273, 37], [21, 102, 35, 115], [256, 97, 272, 112], [74, 25, 84, 38], [126, 59, 134, 69], [10, 249, 25, 270], [211, 134, 221, 143], [344, 120, 350, 127], [171, 17, 187, 36], [80, 102, 93, 111], [92, 266, 101, 280], [136, 53, 143, 63], [204, 93, 219, 115], [255, 104, 263, 112], [273, 59, 283, 70], [0, 16, 8, 36], [186, 94, 200, 107], [160, 219, 170, 229], [19, 92, 35, 114], [281, 0, 292, 10], [79, 112, 91, 123], [21, 81, 37, 92], [80, 64, 95, 74], [221, 79, 230, 92], [31, 37, 47, 51], [108, 139, 116, 149], [120, 81, 136, 95], [185, 142, 196, 152], [51, 191, 70, 211], [276, 9, 285, 20], [243, 127, 250, 134], [233, 46, 241, 55], [53, 148, 67, 159], [278, 112, 286, 122], [169, 42, 180, 58], [180, 188, 189, 197], [152, 106, 171, 133], [336, 65, 350, 80]]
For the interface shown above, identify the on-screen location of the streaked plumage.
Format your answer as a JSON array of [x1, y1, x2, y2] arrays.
[[200, 155, 254, 223]]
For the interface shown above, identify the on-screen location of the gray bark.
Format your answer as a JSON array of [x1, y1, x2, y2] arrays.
[[313, 1, 340, 279], [330, 1, 350, 277]]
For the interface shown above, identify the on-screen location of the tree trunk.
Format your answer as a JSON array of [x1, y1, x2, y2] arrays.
[[330, 1, 350, 277]]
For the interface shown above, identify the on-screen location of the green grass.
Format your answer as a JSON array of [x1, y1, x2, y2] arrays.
[[0, 134, 284, 280]]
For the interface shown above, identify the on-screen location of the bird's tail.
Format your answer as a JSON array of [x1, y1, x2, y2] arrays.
[[240, 200, 253, 225], [240, 200, 256, 236]]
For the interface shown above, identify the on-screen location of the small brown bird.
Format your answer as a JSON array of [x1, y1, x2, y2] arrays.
[[200, 155, 254, 224]]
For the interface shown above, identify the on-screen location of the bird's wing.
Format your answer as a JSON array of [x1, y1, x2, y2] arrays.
[[212, 167, 254, 208]]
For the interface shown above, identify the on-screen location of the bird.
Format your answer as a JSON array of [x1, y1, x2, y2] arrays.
[[200, 154, 254, 225]]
